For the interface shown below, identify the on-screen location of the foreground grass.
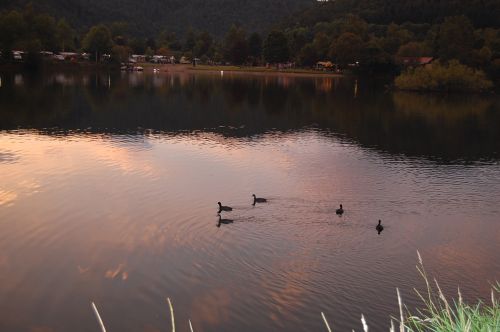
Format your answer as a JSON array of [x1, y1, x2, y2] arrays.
[[92, 252, 499, 331], [401, 252, 499, 332], [323, 252, 499, 332]]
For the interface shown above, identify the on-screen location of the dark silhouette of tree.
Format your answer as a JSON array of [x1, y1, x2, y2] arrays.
[[82, 24, 113, 62], [194, 31, 213, 57], [298, 43, 318, 66], [56, 19, 74, 51], [329, 32, 363, 65], [129, 38, 146, 54], [0, 10, 25, 60], [263, 30, 289, 64], [248, 32, 262, 58], [437, 16, 475, 63], [223, 25, 248, 65], [397, 41, 431, 57], [183, 28, 196, 53]]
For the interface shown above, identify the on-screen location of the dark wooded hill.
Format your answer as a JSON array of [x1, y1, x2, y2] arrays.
[[1, 0, 314, 37], [284, 0, 500, 29]]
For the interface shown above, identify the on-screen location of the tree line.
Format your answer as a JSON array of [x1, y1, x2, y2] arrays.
[[1, 2, 500, 80], [0, 0, 311, 38], [0, 5, 291, 66]]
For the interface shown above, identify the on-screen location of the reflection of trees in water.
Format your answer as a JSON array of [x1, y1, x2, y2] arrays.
[[0, 73, 79, 126], [1, 72, 499, 161], [324, 91, 500, 161], [389, 92, 500, 161], [261, 83, 289, 114], [393, 92, 493, 120]]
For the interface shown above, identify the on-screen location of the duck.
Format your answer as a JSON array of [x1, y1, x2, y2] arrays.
[[376, 220, 384, 234], [217, 214, 234, 227], [336, 204, 344, 215], [218, 202, 233, 212], [252, 194, 267, 204]]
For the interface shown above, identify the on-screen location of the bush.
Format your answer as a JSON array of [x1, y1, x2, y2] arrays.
[[395, 60, 493, 92]]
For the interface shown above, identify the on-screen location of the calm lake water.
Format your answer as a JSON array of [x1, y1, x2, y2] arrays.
[[0, 71, 499, 332]]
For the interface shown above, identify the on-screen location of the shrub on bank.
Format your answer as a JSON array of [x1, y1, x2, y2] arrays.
[[395, 60, 493, 92]]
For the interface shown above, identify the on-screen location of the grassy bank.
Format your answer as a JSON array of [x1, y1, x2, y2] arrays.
[[0, 62, 343, 78], [188, 65, 343, 77]]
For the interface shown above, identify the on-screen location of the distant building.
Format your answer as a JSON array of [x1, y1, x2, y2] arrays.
[[40, 51, 54, 58], [60, 52, 79, 61], [316, 61, 333, 69], [316, 61, 340, 71], [131, 54, 146, 63], [12, 50, 24, 61], [397, 57, 434, 67], [52, 54, 65, 61], [151, 55, 172, 64]]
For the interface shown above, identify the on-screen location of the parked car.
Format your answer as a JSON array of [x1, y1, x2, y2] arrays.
[[13, 51, 23, 61], [53, 54, 65, 61]]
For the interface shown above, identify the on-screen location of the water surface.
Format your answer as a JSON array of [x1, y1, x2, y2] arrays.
[[0, 72, 499, 332]]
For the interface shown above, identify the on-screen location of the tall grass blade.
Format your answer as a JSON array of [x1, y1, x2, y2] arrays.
[[321, 312, 332, 332], [361, 314, 368, 332], [167, 297, 175, 332], [397, 288, 404, 332], [434, 278, 452, 321], [189, 319, 194, 332], [91, 302, 107, 332]]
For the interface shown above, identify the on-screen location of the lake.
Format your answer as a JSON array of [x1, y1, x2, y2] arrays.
[[0, 71, 499, 332]]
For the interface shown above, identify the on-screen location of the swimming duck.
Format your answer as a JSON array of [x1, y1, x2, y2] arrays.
[[252, 194, 267, 204], [218, 202, 233, 212], [336, 204, 344, 215], [376, 220, 384, 234]]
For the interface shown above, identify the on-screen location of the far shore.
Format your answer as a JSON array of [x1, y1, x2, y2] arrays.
[[0, 62, 344, 78], [121, 62, 345, 78], [187, 64, 343, 78]]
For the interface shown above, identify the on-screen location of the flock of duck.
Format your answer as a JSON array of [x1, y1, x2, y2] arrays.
[[216, 195, 267, 227], [217, 196, 385, 234]]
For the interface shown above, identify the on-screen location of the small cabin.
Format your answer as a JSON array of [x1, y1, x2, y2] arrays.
[[397, 57, 434, 67], [131, 54, 146, 63], [316, 61, 333, 70], [60, 52, 79, 61]]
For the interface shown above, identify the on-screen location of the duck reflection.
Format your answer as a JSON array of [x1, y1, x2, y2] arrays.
[[217, 214, 234, 228]]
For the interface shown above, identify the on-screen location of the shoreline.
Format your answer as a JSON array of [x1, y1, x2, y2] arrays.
[[0, 62, 344, 78], [185, 65, 344, 78], [135, 63, 345, 78]]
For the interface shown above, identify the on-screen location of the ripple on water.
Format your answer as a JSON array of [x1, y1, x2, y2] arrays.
[[0, 129, 499, 332]]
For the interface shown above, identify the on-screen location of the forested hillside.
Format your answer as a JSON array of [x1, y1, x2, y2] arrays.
[[277, 0, 500, 88], [0, 0, 313, 37], [285, 0, 500, 29], [1, 0, 499, 87]]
